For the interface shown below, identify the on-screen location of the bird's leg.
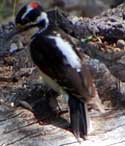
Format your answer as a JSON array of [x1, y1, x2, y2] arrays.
[[49, 96, 61, 114], [48, 95, 68, 116]]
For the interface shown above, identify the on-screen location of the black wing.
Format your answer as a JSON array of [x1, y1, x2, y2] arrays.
[[30, 32, 95, 138]]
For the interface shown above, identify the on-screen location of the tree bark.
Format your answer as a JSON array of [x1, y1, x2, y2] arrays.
[[48, 4, 125, 39]]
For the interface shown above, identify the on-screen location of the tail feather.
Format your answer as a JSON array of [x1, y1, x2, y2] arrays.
[[68, 95, 89, 139]]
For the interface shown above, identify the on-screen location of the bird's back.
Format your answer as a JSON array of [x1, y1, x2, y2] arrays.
[[30, 31, 96, 102]]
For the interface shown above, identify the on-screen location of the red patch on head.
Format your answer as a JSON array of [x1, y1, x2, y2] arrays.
[[29, 2, 40, 9]]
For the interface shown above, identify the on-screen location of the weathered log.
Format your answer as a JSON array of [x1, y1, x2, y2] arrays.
[[0, 92, 125, 146], [48, 4, 125, 39], [0, 67, 125, 146]]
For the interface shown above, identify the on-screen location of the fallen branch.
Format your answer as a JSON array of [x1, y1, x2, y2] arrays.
[[48, 4, 125, 39]]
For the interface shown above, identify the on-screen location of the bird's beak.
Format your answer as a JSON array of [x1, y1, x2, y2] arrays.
[[6, 24, 31, 41], [7, 23, 36, 41]]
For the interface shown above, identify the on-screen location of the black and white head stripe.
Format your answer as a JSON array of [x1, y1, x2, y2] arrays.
[[48, 36, 81, 72], [15, 2, 43, 25], [21, 5, 33, 20]]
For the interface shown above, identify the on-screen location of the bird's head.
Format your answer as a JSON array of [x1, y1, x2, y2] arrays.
[[9, 2, 49, 38], [16, 2, 49, 29]]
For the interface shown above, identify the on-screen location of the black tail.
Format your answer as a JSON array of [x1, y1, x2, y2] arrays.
[[68, 95, 89, 139]]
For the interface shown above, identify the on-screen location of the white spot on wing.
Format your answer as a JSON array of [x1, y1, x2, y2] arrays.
[[48, 36, 81, 71]]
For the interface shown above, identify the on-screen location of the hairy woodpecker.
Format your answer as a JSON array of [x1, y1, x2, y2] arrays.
[[10, 2, 103, 139]]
